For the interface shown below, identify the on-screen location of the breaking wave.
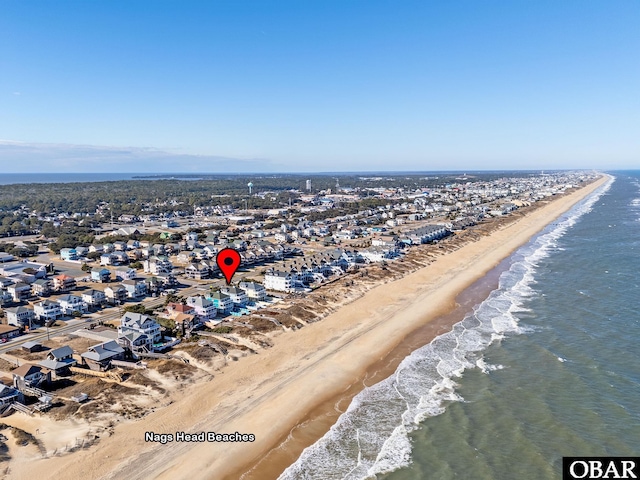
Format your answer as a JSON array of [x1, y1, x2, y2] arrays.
[[278, 176, 614, 480]]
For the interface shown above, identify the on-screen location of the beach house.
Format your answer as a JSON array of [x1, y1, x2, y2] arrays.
[[34, 300, 63, 321], [60, 248, 78, 261], [31, 278, 52, 297], [53, 274, 76, 292], [264, 270, 295, 292], [5, 306, 35, 328], [105, 285, 127, 305], [12, 364, 50, 390], [81, 289, 106, 307], [91, 268, 111, 283], [220, 286, 248, 306], [207, 291, 234, 315], [238, 281, 267, 301], [57, 294, 88, 315], [121, 279, 147, 299], [186, 296, 218, 320], [118, 312, 162, 345], [81, 340, 125, 371], [39, 345, 77, 377]]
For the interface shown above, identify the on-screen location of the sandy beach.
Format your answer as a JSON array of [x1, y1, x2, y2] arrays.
[[4, 175, 608, 480]]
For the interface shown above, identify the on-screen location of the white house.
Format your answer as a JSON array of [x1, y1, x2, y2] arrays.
[[143, 256, 173, 274], [5, 306, 35, 328], [34, 300, 63, 321], [186, 296, 217, 320], [220, 286, 248, 306], [81, 289, 106, 307], [57, 294, 88, 315], [238, 281, 267, 301], [264, 270, 295, 292], [118, 312, 161, 345]]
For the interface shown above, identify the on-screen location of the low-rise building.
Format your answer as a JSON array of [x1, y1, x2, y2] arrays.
[[81, 340, 125, 371], [8, 282, 31, 302], [118, 312, 162, 345], [5, 305, 35, 328], [264, 270, 295, 292], [39, 345, 76, 376], [105, 285, 127, 304], [121, 279, 147, 299], [220, 286, 248, 306], [57, 294, 88, 315], [53, 274, 76, 292], [60, 248, 78, 261], [207, 291, 233, 314], [81, 289, 106, 307], [238, 281, 267, 301], [91, 268, 111, 283], [186, 296, 218, 319], [12, 364, 50, 389], [31, 278, 52, 297], [34, 300, 63, 321]]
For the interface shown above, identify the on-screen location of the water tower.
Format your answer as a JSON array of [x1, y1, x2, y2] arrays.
[[248, 182, 254, 195]]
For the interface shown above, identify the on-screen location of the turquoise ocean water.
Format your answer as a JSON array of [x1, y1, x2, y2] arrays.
[[279, 172, 639, 480]]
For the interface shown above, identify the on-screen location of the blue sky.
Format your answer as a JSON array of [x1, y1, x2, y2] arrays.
[[1, 1, 638, 173]]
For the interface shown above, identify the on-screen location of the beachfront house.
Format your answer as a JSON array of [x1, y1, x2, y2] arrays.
[[220, 286, 248, 306], [81, 340, 125, 371], [207, 291, 233, 315], [0, 384, 23, 408], [186, 296, 217, 320], [238, 281, 267, 301], [39, 345, 77, 377], [264, 270, 295, 292], [12, 364, 51, 389], [118, 312, 162, 345]]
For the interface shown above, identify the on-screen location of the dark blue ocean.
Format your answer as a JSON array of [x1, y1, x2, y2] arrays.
[[279, 172, 640, 479]]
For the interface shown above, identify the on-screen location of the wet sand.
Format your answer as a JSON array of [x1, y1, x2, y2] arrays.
[[10, 176, 607, 480]]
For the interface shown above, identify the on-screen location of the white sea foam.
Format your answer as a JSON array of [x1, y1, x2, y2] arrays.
[[278, 176, 615, 480]]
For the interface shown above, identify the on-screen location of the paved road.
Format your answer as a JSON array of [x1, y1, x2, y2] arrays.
[[0, 283, 208, 354]]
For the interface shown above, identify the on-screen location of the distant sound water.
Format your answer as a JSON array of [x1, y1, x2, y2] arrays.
[[279, 173, 640, 479]]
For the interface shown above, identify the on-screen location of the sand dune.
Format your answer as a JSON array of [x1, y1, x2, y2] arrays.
[[8, 175, 608, 480]]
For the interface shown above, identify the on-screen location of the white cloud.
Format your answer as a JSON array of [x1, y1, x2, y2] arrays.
[[0, 140, 275, 173]]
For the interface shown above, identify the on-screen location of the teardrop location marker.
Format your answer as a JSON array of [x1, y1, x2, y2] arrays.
[[216, 247, 242, 284]]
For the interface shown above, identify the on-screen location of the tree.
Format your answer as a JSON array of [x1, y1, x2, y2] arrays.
[[81, 263, 91, 272]]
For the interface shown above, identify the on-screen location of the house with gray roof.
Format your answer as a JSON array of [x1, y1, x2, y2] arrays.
[[5, 305, 35, 328], [39, 345, 77, 376], [81, 340, 125, 371], [118, 312, 161, 345]]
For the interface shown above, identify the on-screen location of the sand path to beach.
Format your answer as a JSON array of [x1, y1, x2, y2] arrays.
[[9, 175, 608, 480]]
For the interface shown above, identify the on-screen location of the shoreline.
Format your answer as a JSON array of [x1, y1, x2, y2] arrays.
[[239, 253, 512, 480], [5, 175, 608, 480]]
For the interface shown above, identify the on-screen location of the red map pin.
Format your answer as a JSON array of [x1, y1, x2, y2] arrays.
[[216, 247, 242, 284]]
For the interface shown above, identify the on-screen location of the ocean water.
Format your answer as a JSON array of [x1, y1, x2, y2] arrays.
[[279, 172, 640, 480]]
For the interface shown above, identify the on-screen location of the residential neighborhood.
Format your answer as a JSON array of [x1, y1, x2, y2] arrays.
[[0, 171, 596, 421]]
